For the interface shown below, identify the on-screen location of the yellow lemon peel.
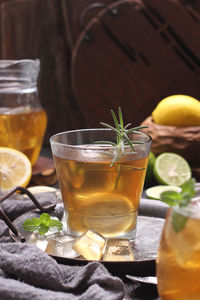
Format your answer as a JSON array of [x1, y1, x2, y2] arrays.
[[152, 95, 200, 126], [0, 147, 32, 192]]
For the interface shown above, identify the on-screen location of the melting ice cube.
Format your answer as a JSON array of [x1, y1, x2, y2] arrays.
[[45, 234, 79, 258], [28, 232, 49, 251], [103, 238, 134, 261], [72, 229, 106, 261], [28, 232, 79, 258]]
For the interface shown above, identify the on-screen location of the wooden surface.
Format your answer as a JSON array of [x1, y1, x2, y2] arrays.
[[0, 0, 200, 143], [72, 0, 200, 128], [31, 156, 57, 186], [0, 0, 86, 143]]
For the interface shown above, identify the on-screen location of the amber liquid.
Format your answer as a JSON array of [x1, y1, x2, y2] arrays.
[[0, 108, 47, 165], [157, 209, 200, 300], [54, 155, 148, 238]]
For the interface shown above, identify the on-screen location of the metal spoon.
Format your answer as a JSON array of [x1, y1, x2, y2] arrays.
[[126, 274, 157, 285]]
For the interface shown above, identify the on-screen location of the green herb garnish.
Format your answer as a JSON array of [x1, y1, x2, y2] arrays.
[[171, 212, 188, 233], [23, 213, 63, 235], [99, 107, 148, 165], [160, 178, 196, 232]]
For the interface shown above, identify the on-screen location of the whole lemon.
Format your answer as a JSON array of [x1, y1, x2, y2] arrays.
[[152, 95, 200, 126]]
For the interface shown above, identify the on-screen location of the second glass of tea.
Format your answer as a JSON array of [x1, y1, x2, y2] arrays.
[[0, 59, 47, 166], [50, 129, 151, 240], [157, 187, 200, 299]]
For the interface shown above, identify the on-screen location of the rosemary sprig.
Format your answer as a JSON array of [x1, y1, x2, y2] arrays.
[[96, 107, 148, 189], [100, 107, 148, 165]]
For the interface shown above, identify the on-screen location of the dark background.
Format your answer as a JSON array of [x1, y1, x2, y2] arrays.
[[0, 0, 200, 145]]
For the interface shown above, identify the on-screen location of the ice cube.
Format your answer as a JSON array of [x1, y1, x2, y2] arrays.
[[45, 234, 79, 258], [103, 238, 134, 261], [63, 239, 79, 258], [28, 232, 48, 251], [45, 239, 63, 256], [72, 229, 106, 261]]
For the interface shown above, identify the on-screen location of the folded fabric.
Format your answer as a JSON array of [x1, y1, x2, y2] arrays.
[[0, 243, 125, 300], [0, 192, 125, 300]]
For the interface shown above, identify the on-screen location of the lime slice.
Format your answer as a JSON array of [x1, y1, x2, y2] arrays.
[[146, 185, 182, 200], [145, 152, 156, 183], [153, 153, 191, 186]]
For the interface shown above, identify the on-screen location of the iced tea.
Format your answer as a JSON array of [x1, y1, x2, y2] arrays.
[[157, 202, 200, 300], [54, 155, 148, 237], [51, 128, 151, 240], [0, 106, 47, 165]]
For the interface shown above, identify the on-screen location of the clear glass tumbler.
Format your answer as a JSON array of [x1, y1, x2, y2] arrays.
[[157, 189, 200, 300], [0, 59, 47, 166], [50, 128, 151, 240]]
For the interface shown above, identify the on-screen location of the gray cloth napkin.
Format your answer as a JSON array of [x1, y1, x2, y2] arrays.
[[0, 193, 125, 300]]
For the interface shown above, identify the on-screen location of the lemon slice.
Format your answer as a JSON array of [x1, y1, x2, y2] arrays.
[[146, 185, 182, 200], [27, 185, 62, 201], [27, 186, 58, 194], [0, 147, 32, 192]]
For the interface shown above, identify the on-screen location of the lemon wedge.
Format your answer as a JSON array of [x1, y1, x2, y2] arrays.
[[0, 147, 32, 192]]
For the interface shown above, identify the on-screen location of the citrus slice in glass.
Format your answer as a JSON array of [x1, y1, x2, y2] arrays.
[[27, 186, 58, 194], [153, 152, 191, 186], [0, 147, 32, 192], [146, 185, 182, 200]]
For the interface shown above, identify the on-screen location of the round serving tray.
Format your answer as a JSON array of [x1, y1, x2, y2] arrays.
[[9, 201, 165, 276]]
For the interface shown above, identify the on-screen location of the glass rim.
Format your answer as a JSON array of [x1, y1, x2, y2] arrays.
[[172, 203, 200, 219], [0, 59, 40, 91], [172, 184, 200, 219], [0, 59, 40, 68], [50, 128, 152, 149]]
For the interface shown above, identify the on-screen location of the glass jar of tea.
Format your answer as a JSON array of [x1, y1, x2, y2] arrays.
[[0, 59, 47, 166]]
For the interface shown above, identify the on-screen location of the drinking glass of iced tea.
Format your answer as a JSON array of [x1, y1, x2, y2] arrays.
[[157, 185, 200, 300], [0, 59, 47, 166], [50, 128, 151, 240]]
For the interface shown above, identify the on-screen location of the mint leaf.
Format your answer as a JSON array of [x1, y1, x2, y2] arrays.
[[181, 178, 196, 195], [38, 224, 49, 235], [40, 213, 51, 226], [22, 213, 63, 235], [180, 192, 193, 207], [171, 211, 188, 233], [180, 178, 196, 207], [49, 219, 63, 231], [160, 178, 196, 207], [23, 218, 41, 232], [159, 178, 196, 233], [160, 191, 182, 206]]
